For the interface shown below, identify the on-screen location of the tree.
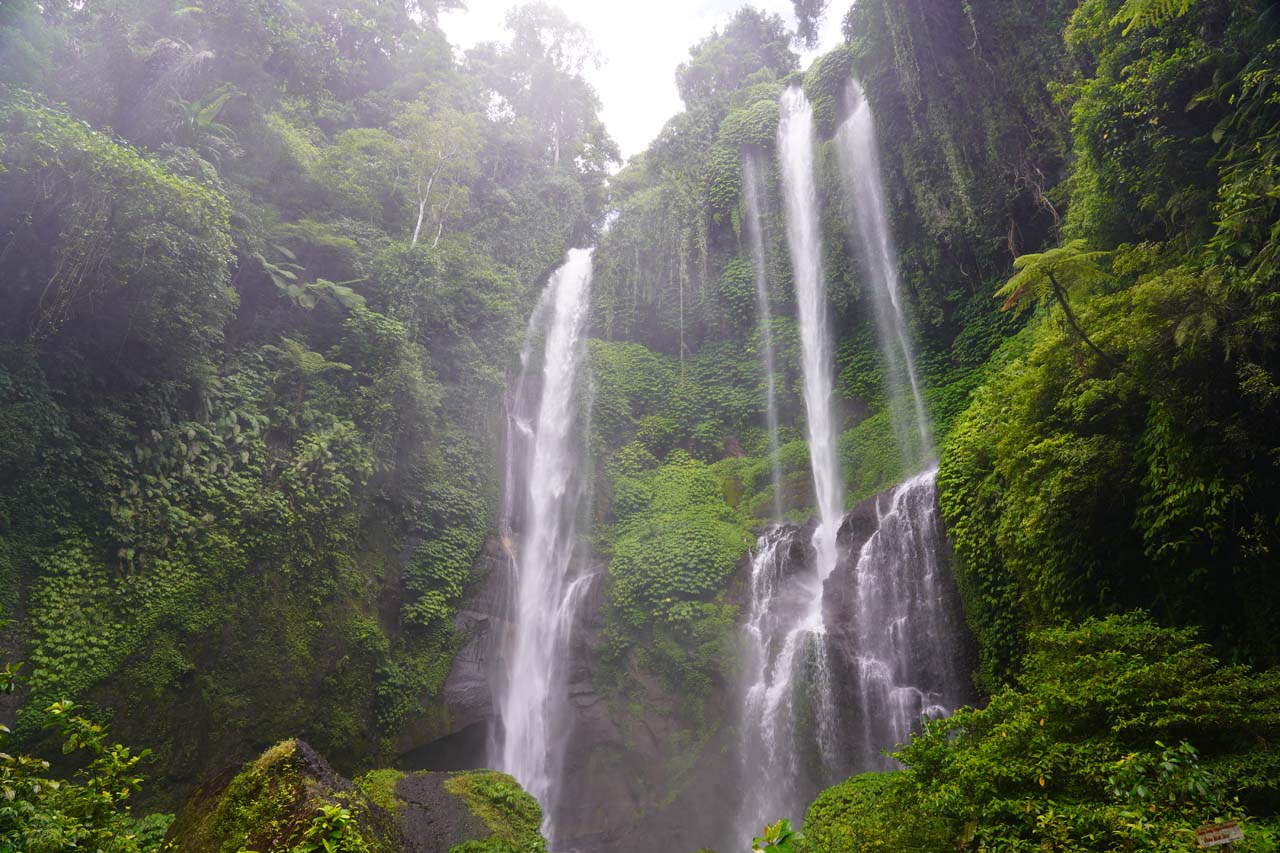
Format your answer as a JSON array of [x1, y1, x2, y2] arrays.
[[468, 3, 617, 173], [0, 663, 162, 853], [391, 94, 480, 246], [996, 239, 1122, 370], [675, 8, 797, 108], [791, 0, 833, 49]]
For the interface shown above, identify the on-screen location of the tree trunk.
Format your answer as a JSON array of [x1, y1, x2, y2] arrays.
[[1047, 267, 1124, 372]]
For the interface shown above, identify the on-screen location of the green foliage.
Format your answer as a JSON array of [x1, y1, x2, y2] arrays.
[[719, 98, 781, 150], [752, 818, 805, 852], [285, 804, 371, 853], [0, 687, 169, 853], [608, 452, 751, 627], [676, 8, 797, 108], [445, 768, 545, 850], [842, 0, 1075, 332], [940, 0, 1280, 684], [442, 771, 547, 853], [804, 615, 1280, 852], [1112, 0, 1197, 34], [0, 0, 616, 803], [354, 770, 403, 816], [804, 772, 949, 852], [166, 740, 393, 853], [802, 47, 854, 137], [0, 97, 235, 381]]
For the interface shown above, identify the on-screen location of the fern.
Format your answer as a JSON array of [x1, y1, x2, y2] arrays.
[[1112, 0, 1197, 35]]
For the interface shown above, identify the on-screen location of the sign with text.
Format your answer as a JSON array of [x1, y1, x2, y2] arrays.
[[1197, 821, 1244, 848]]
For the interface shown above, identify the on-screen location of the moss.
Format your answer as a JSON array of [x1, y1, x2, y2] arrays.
[[355, 769, 404, 815], [165, 739, 395, 853], [442, 771, 547, 853]]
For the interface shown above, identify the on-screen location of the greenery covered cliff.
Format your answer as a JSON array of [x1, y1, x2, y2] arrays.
[[1, 0, 1279, 850], [0, 0, 610, 805]]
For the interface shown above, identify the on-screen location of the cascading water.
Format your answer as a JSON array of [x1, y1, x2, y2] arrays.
[[825, 77, 971, 773], [777, 86, 845, 578], [834, 79, 933, 464], [493, 248, 594, 846], [741, 151, 785, 519], [737, 87, 847, 843], [839, 466, 971, 770]]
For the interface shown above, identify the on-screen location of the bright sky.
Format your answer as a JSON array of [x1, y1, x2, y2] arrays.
[[440, 1, 844, 161]]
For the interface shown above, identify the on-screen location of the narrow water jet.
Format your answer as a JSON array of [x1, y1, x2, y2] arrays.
[[741, 151, 785, 520], [777, 85, 845, 582], [834, 79, 933, 464], [492, 248, 594, 846]]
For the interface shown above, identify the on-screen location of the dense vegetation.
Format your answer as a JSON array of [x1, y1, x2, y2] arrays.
[[2, 0, 1279, 849], [802, 615, 1280, 852], [0, 0, 610, 808], [785, 0, 1280, 848]]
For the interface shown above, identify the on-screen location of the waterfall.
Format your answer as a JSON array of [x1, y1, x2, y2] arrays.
[[834, 79, 933, 464], [736, 85, 972, 848], [777, 85, 845, 582], [737, 524, 823, 841], [741, 151, 785, 520], [839, 467, 970, 769], [493, 248, 594, 846]]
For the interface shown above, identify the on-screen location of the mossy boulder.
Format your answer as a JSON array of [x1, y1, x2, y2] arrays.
[[363, 768, 547, 853], [164, 739, 398, 852], [164, 739, 546, 853]]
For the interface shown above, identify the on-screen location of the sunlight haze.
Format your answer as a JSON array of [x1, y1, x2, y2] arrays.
[[441, 1, 844, 160]]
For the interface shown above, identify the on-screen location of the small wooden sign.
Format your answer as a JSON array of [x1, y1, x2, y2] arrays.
[[1197, 821, 1244, 848]]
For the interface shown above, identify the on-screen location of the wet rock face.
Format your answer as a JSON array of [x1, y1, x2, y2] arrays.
[[822, 474, 978, 771], [823, 491, 886, 624], [424, 479, 977, 853], [551, 565, 739, 853], [396, 773, 491, 853], [443, 539, 512, 732]]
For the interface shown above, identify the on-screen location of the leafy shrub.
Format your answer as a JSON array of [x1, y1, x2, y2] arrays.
[[804, 614, 1280, 852]]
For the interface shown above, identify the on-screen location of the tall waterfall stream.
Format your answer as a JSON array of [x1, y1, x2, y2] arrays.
[[734, 84, 971, 844], [492, 248, 595, 847]]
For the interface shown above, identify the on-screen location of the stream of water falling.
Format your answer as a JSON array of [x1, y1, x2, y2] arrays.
[[835, 79, 933, 463], [843, 466, 970, 770], [777, 85, 845, 582], [736, 85, 974, 848], [742, 151, 784, 520], [493, 248, 594, 846]]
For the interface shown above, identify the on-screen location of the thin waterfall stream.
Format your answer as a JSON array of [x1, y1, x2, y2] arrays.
[[742, 150, 785, 519], [492, 249, 595, 847], [777, 87, 846, 582], [835, 79, 933, 465], [737, 86, 846, 843]]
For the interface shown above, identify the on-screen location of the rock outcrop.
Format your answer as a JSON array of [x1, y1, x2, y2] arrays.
[[165, 738, 546, 852]]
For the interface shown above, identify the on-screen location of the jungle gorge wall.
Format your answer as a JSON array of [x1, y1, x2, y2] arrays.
[[3, 0, 1280, 850]]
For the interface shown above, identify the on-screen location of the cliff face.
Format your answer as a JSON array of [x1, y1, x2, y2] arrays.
[[424, 475, 975, 852]]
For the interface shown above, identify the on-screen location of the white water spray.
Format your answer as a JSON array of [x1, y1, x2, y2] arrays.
[[842, 466, 970, 768], [737, 87, 849, 843], [835, 80, 932, 463], [777, 85, 845, 579]]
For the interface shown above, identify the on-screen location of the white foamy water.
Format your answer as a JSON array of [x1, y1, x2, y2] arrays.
[[493, 249, 594, 846]]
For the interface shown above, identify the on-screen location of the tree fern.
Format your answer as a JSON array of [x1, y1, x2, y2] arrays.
[[1112, 0, 1197, 36]]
